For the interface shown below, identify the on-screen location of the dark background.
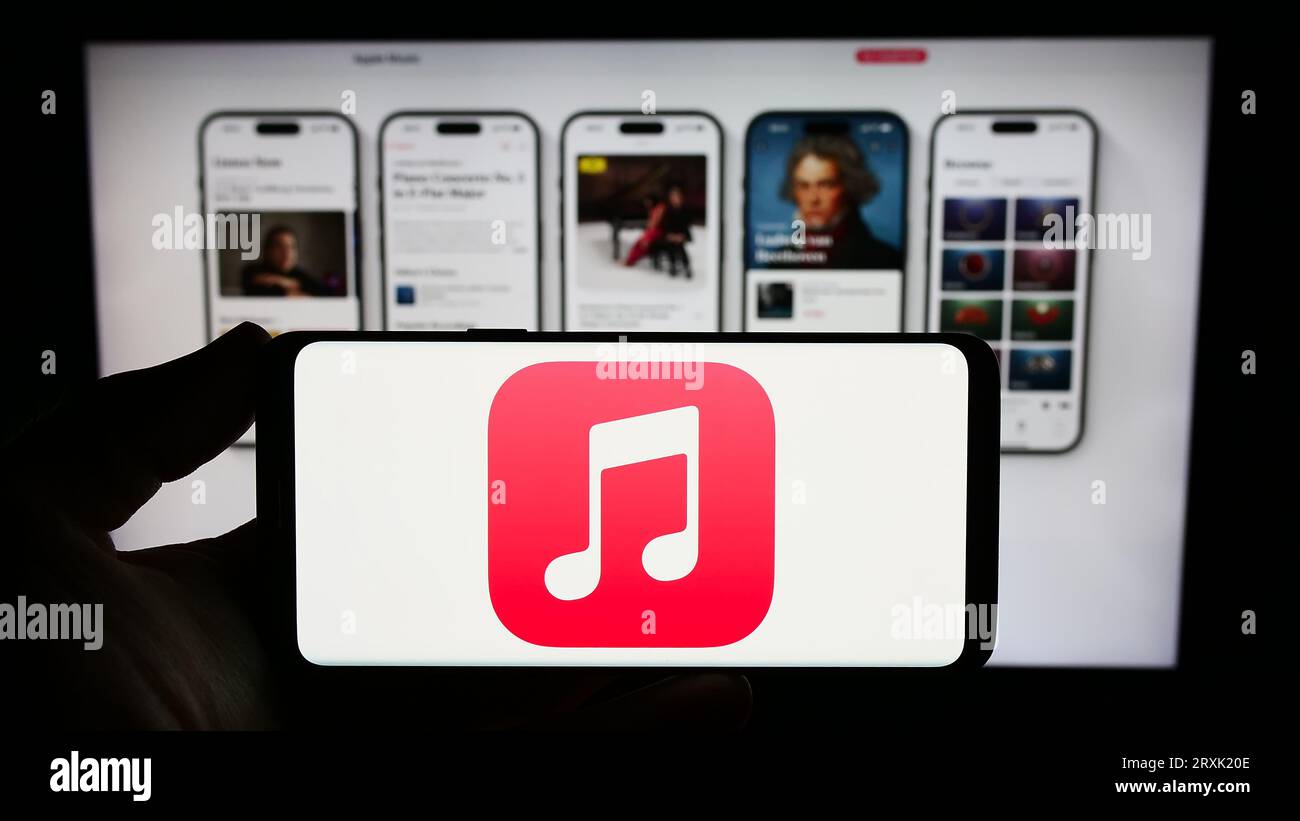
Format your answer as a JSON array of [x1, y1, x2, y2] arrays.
[[2, 18, 1279, 801]]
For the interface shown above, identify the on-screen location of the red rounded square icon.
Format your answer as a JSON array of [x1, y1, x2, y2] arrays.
[[488, 360, 775, 647]]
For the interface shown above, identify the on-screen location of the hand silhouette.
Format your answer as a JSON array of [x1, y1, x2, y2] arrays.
[[3, 323, 751, 730]]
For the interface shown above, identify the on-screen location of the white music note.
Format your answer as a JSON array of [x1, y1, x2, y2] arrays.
[[543, 405, 700, 601]]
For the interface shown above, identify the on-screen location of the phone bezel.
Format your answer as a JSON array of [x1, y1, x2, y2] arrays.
[[924, 108, 1099, 455], [259, 330, 999, 672], [558, 110, 725, 331], [377, 110, 544, 331], [741, 110, 910, 333]]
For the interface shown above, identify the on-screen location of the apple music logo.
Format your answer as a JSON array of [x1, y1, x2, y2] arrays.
[[487, 361, 775, 647]]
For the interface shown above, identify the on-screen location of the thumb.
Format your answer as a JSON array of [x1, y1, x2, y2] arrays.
[[7, 323, 269, 533]]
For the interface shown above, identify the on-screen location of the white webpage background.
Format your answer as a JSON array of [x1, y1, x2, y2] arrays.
[[86, 39, 1210, 667], [293, 341, 968, 666]]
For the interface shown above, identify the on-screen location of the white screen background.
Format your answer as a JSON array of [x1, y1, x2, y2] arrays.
[[293, 341, 969, 666]]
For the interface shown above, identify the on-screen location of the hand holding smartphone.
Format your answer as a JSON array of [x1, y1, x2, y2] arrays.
[[259, 332, 999, 668]]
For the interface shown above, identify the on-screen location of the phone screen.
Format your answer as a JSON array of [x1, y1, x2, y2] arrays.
[[562, 113, 721, 331], [928, 112, 1095, 452], [380, 113, 540, 330], [200, 113, 360, 339], [745, 112, 907, 331], [288, 337, 992, 667]]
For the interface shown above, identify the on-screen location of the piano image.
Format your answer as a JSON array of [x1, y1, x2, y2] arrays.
[[578, 155, 705, 279]]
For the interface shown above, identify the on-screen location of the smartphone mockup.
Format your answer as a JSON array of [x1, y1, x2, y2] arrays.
[[560, 112, 723, 331], [199, 111, 361, 339], [259, 331, 999, 668], [380, 112, 541, 330], [199, 111, 361, 445], [744, 111, 908, 331], [927, 110, 1097, 453]]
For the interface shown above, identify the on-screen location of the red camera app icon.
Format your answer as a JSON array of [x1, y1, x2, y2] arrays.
[[488, 360, 775, 647]]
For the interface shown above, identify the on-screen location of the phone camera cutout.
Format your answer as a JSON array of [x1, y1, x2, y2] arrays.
[[990, 120, 1037, 134], [255, 121, 300, 135], [437, 122, 482, 135], [619, 121, 665, 134]]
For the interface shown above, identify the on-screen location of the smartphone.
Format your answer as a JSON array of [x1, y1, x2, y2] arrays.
[[561, 111, 722, 331], [744, 111, 908, 331], [199, 111, 361, 445], [199, 111, 361, 338], [259, 331, 999, 668], [926, 110, 1097, 453], [379, 112, 541, 330]]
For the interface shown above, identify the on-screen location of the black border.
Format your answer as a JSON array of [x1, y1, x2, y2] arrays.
[[197, 109, 364, 341], [740, 110, 910, 333], [923, 108, 1099, 454], [376, 110, 544, 331], [558, 110, 725, 331], [256, 330, 1000, 672]]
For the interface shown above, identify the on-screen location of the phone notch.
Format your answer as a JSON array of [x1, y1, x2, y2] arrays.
[[802, 120, 851, 136], [991, 120, 1037, 134], [619, 121, 664, 135], [437, 121, 482, 135], [255, 120, 300, 136]]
